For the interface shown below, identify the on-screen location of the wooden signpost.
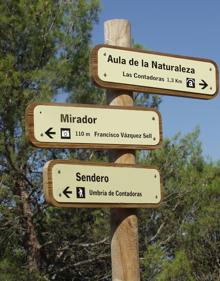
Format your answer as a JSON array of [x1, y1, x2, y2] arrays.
[[104, 19, 140, 281], [26, 102, 162, 150], [43, 160, 162, 208], [91, 44, 219, 99], [25, 17, 219, 281]]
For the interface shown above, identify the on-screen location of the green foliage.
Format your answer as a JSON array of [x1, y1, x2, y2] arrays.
[[1, 1, 220, 280], [139, 129, 220, 281], [155, 251, 195, 281], [142, 243, 165, 280], [0, 259, 46, 281], [180, 204, 220, 279], [39, 207, 110, 280], [0, 0, 106, 280]]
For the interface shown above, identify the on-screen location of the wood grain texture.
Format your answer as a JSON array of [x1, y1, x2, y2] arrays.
[[104, 19, 141, 281], [110, 208, 139, 281], [91, 44, 219, 100], [25, 102, 163, 150], [43, 159, 163, 209]]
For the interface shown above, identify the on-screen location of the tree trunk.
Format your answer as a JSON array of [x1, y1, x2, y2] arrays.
[[17, 178, 41, 272]]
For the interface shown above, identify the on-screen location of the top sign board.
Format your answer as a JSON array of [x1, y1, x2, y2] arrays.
[[91, 44, 219, 99]]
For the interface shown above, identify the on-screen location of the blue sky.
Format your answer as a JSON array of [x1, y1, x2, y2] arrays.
[[91, 0, 220, 161]]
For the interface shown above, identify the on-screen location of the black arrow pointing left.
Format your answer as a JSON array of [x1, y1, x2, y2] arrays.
[[63, 186, 72, 198], [45, 127, 56, 139], [199, 79, 208, 90]]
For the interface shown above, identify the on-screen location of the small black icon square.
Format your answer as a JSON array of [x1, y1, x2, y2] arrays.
[[186, 78, 195, 88], [76, 187, 85, 199], [61, 128, 71, 139]]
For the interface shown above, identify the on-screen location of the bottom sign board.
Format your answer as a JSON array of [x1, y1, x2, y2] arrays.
[[43, 160, 162, 208]]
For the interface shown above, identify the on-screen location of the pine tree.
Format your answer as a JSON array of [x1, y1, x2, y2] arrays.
[[0, 0, 101, 278], [140, 129, 220, 281]]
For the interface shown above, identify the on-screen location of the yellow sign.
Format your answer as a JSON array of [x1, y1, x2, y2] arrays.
[[91, 45, 219, 99], [26, 103, 162, 149], [43, 160, 162, 208]]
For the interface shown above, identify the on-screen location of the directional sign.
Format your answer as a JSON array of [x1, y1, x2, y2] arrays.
[[91, 44, 219, 99], [26, 102, 162, 149], [43, 160, 162, 208], [63, 186, 72, 198]]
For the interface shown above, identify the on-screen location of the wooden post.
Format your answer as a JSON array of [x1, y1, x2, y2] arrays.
[[104, 19, 140, 281]]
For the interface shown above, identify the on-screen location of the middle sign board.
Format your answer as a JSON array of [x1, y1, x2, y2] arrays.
[[26, 102, 162, 149]]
